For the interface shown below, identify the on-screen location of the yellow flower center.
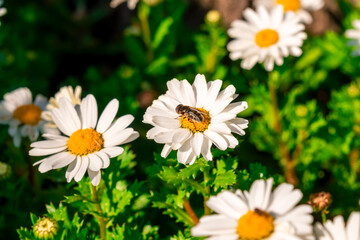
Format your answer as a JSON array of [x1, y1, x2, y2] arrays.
[[67, 128, 104, 156], [179, 108, 211, 133], [33, 217, 58, 239], [276, 0, 301, 12], [255, 29, 279, 48], [13, 104, 42, 125], [236, 209, 274, 239]]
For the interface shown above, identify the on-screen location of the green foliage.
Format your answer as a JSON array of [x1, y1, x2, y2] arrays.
[[0, 0, 360, 239]]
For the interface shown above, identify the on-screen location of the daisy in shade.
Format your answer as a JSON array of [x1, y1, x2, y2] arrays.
[[143, 74, 248, 165], [0, 87, 47, 147], [314, 212, 360, 240], [191, 178, 314, 240], [42, 85, 82, 134], [345, 20, 360, 57], [30, 94, 139, 186], [227, 5, 307, 71], [254, 0, 324, 24], [110, 0, 138, 9]]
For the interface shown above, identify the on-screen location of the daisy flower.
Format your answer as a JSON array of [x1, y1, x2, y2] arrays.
[[143, 74, 248, 165], [42, 85, 82, 134], [345, 20, 360, 57], [191, 178, 314, 240], [30, 94, 139, 186], [227, 5, 307, 71], [254, 0, 324, 24], [314, 212, 360, 240], [0, 87, 47, 147], [110, 0, 138, 9]]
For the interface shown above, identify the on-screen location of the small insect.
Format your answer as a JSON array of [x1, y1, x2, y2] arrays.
[[176, 104, 205, 123], [254, 208, 266, 216]]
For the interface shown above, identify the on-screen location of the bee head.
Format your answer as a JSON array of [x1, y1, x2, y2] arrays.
[[176, 104, 184, 114]]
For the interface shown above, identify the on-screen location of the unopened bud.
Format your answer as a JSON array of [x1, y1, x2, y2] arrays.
[[308, 192, 331, 212], [33, 217, 58, 239], [0, 162, 11, 180], [205, 10, 221, 25]]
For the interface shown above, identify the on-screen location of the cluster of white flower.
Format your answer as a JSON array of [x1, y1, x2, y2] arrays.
[[1, 0, 360, 238]]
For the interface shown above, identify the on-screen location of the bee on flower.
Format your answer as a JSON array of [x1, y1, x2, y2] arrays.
[[254, 0, 324, 24], [41, 85, 82, 134], [0, 87, 48, 147], [191, 178, 314, 240], [227, 5, 307, 72], [143, 74, 248, 165], [30, 94, 139, 186]]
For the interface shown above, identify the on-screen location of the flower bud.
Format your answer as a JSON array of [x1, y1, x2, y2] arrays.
[[33, 217, 58, 239], [308, 192, 331, 212], [0, 161, 11, 180]]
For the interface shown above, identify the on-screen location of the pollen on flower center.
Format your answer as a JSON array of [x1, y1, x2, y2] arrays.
[[67, 128, 104, 156], [179, 108, 211, 133], [255, 29, 279, 48], [13, 104, 42, 125], [276, 0, 301, 12], [236, 208, 274, 239]]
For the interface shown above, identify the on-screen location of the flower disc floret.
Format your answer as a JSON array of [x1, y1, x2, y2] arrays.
[[179, 108, 210, 133], [67, 128, 104, 156], [255, 29, 279, 48], [13, 104, 42, 125], [236, 209, 274, 239], [276, 0, 301, 12]]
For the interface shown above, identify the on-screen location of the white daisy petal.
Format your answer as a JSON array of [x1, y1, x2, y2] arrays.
[[88, 153, 103, 171], [191, 132, 203, 156], [74, 156, 89, 182], [80, 94, 98, 129], [88, 169, 102, 186], [160, 144, 171, 158], [30, 140, 67, 148], [96, 150, 111, 168], [66, 157, 81, 182], [96, 99, 119, 133], [29, 146, 67, 156], [101, 146, 124, 158], [104, 128, 134, 147]]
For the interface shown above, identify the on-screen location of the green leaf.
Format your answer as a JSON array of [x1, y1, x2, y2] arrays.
[[152, 17, 174, 49]]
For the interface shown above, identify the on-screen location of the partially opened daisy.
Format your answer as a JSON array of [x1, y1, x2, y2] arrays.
[[254, 0, 324, 24], [227, 5, 307, 71], [110, 0, 138, 9], [30, 94, 139, 186], [191, 178, 314, 240], [0, 87, 47, 147], [314, 212, 360, 240], [345, 20, 360, 57], [143, 74, 248, 165], [42, 85, 82, 134]]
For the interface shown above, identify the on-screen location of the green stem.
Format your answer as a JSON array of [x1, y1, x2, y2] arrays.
[[203, 167, 211, 215], [321, 211, 327, 223], [90, 184, 106, 240], [268, 72, 298, 185]]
